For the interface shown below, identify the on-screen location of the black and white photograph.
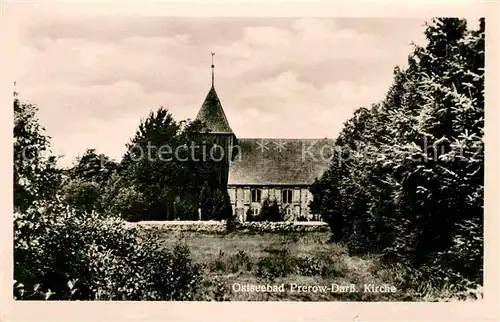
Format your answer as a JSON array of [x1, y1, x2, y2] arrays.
[[7, 1, 489, 308]]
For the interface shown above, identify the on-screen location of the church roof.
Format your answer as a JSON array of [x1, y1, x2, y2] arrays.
[[228, 138, 334, 186], [196, 86, 233, 133]]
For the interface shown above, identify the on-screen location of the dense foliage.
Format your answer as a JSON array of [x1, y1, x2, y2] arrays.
[[14, 91, 61, 213], [310, 18, 484, 291], [60, 149, 119, 214], [113, 108, 233, 221], [198, 181, 232, 221], [56, 107, 233, 222], [14, 203, 203, 300], [247, 198, 284, 222], [14, 94, 203, 300]]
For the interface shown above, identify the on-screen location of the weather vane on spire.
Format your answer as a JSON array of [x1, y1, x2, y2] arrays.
[[211, 52, 215, 87]]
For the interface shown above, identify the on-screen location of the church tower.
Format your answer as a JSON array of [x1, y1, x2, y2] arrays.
[[195, 53, 237, 189]]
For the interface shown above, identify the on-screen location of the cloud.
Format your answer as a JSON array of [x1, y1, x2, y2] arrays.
[[227, 71, 389, 139], [14, 15, 431, 165], [212, 18, 388, 80]]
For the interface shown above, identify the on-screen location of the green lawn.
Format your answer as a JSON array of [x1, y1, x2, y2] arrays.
[[156, 230, 405, 301]]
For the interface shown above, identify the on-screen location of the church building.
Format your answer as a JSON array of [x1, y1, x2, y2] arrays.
[[195, 57, 334, 222]]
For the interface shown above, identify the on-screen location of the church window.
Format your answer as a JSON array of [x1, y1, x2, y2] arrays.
[[251, 188, 262, 203], [282, 189, 293, 204]]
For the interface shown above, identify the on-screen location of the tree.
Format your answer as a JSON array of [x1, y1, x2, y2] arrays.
[[310, 18, 484, 289], [60, 149, 119, 213], [60, 179, 102, 214], [100, 174, 147, 221], [120, 107, 221, 221], [197, 182, 232, 221], [199, 181, 213, 220], [14, 90, 61, 213], [69, 149, 118, 185], [211, 188, 232, 221]]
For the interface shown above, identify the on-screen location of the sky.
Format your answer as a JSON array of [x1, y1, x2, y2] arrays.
[[12, 11, 477, 166]]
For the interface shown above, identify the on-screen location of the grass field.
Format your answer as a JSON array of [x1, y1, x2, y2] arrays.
[[156, 230, 406, 301]]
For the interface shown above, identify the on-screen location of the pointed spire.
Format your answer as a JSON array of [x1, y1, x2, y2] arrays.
[[195, 54, 233, 133], [196, 86, 233, 133], [211, 52, 215, 88]]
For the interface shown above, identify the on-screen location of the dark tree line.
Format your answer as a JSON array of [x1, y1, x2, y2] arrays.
[[310, 18, 484, 289], [14, 98, 234, 222], [60, 107, 233, 222]]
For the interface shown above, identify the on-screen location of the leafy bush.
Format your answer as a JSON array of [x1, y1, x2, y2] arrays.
[[260, 199, 284, 222], [246, 208, 256, 222], [198, 277, 232, 301], [101, 179, 148, 222], [59, 178, 103, 214], [14, 201, 203, 300], [296, 255, 347, 278], [256, 248, 296, 279], [255, 247, 348, 280], [208, 250, 252, 273]]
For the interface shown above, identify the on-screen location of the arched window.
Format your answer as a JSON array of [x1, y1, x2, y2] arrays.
[[251, 188, 262, 203], [282, 189, 293, 204]]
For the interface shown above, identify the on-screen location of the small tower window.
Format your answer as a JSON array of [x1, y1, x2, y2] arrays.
[[251, 188, 262, 203], [282, 189, 293, 204]]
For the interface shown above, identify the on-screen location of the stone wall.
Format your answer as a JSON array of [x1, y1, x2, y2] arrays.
[[128, 220, 328, 233], [233, 221, 328, 233], [128, 220, 226, 233]]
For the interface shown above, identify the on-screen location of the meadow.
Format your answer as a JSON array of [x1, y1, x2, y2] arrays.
[[155, 230, 407, 301]]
